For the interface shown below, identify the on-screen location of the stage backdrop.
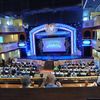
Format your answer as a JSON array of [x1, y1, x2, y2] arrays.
[[35, 32, 71, 56]]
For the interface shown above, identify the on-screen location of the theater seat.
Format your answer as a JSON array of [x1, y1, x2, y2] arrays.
[[87, 98, 100, 100], [0, 84, 22, 88]]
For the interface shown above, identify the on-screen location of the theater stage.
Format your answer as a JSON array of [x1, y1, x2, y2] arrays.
[[25, 55, 82, 60]]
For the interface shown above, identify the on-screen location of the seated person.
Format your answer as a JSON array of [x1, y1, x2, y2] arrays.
[[84, 80, 97, 87], [84, 75, 100, 87], [41, 73, 62, 88], [53, 66, 59, 72], [21, 75, 34, 88], [88, 75, 100, 87], [63, 62, 68, 69], [96, 75, 100, 86]]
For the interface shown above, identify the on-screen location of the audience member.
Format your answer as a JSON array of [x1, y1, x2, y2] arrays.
[[21, 75, 34, 88], [63, 61, 68, 69], [41, 73, 62, 88], [96, 75, 100, 86], [1, 59, 5, 67], [55, 79, 62, 87], [84, 80, 97, 87]]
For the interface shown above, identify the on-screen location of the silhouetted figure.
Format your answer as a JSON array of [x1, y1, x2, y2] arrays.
[[7, 58, 12, 64], [2, 59, 5, 67], [63, 62, 68, 69]]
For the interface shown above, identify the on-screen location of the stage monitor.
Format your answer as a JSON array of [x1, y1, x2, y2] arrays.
[[42, 37, 66, 52]]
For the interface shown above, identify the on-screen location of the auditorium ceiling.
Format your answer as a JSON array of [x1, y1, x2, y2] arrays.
[[0, 0, 82, 14], [83, 0, 100, 10], [0, 0, 100, 15], [0, 0, 99, 27]]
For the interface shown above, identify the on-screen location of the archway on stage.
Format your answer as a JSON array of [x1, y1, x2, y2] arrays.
[[29, 23, 78, 56]]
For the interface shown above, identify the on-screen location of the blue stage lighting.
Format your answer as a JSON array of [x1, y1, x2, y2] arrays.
[[29, 23, 77, 55]]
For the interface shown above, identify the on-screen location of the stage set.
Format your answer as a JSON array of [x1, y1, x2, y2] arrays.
[[27, 23, 82, 60]]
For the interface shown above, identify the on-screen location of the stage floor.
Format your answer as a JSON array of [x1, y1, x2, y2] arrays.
[[25, 55, 82, 60]]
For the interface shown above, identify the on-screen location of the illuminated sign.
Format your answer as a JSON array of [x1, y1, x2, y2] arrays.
[[18, 42, 26, 47], [42, 37, 66, 52], [82, 40, 91, 46], [46, 41, 61, 48]]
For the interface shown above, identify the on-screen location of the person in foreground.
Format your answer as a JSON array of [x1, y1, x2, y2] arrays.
[[21, 75, 34, 88], [41, 73, 62, 88]]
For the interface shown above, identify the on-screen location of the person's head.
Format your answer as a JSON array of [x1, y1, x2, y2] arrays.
[[97, 76, 100, 86], [21, 75, 31, 88], [46, 73, 56, 84], [84, 80, 88, 87]]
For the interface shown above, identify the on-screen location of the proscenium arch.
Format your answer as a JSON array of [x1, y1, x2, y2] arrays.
[[29, 23, 77, 56]]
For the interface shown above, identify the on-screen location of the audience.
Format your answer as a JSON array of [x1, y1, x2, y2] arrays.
[[0, 58, 99, 88], [54, 60, 98, 77]]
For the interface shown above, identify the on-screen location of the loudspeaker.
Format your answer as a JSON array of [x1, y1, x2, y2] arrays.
[[20, 48, 27, 58], [82, 46, 92, 57], [19, 33, 26, 41], [82, 29, 92, 39]]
